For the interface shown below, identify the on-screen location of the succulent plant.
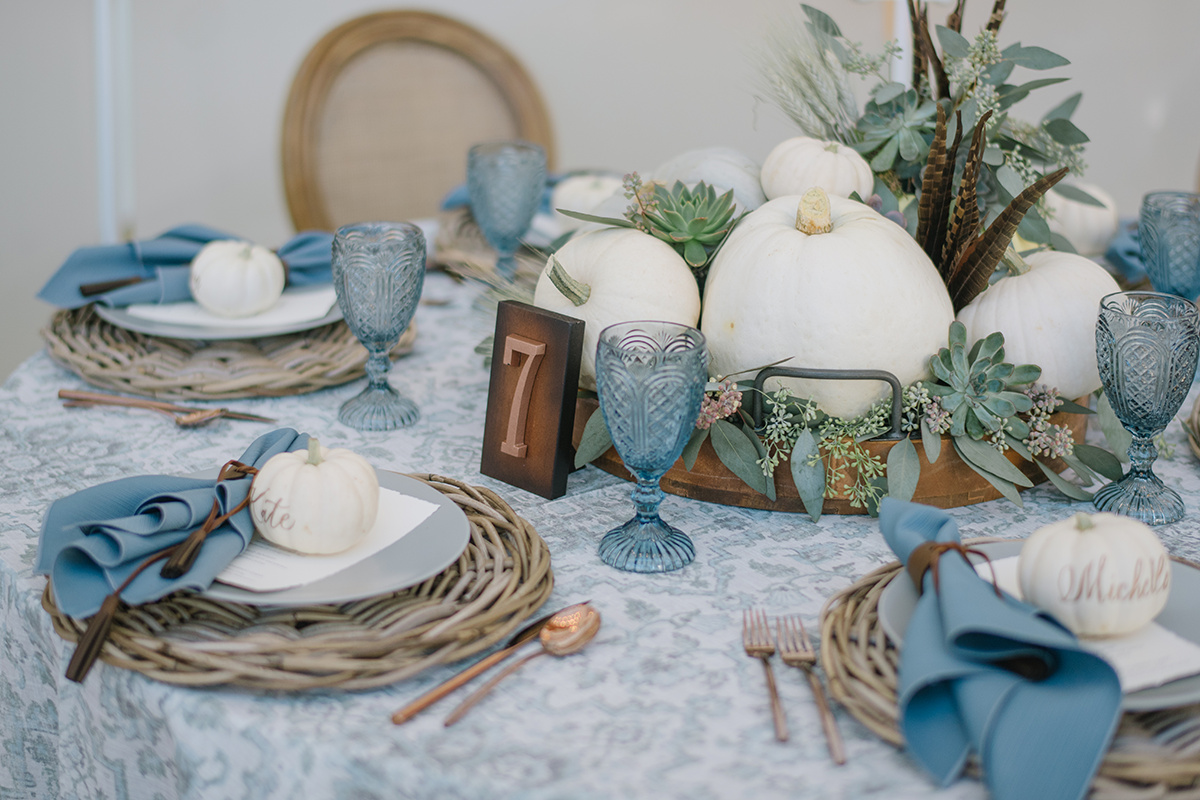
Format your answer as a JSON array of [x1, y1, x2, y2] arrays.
[[625, 178, 740, 269], [926, 321, 1040, 440]]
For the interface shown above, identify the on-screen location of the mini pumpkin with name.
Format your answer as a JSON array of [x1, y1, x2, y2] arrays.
[[1018, 512, 1171, 638], [250, 438, 379, 555]]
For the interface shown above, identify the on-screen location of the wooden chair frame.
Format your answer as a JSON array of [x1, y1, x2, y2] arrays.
[[281, 10, 555, 232]]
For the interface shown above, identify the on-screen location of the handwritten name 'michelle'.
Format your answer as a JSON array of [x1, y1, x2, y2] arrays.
[[1057, 555, 1170, 603]]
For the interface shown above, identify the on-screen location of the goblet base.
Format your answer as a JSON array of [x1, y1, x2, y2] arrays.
[[1093, 472, 1184, 525], [598, 517, 695, 573], [338, 385, 419, 431]]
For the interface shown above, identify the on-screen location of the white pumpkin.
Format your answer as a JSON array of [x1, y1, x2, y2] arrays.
[[760, 137, 873, 201], [189, 239, 286, 318], [956, 249, 1120, 399], [552, 172, 626, 232], [1018, 512, 1170, 637], [1044, 182, 1120, 257], [533, 228, 701, 390], [650, 146, 767, 212], [250, 438, 379, 555], [701, 188, 954, 419]]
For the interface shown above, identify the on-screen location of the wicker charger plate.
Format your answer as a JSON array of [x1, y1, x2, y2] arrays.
[[820, 546, 1200, 798], [42, 474, 553, 690], [42, 305, 417, 401]]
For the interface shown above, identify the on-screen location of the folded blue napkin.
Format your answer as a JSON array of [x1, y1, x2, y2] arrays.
[[36, 428, 308, 618], [879, 498, 1122, 800], [1104, 219, 1144, 285], [37, 225, 334, 309]]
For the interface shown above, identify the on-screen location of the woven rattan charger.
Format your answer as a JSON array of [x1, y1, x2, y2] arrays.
[[820, 543, 1200, 799], [43, 474, 553, 690], [42, 305, 417, 401]]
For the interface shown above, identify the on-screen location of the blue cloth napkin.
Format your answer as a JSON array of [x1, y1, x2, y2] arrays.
[[37, 225, 334, 309], [1104, 219, 1144, 285], [878, 498, 1122, 800], [35, 429, 308, 618]]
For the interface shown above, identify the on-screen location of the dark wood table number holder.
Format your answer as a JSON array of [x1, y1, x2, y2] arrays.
[[481, 301, 585, 499]]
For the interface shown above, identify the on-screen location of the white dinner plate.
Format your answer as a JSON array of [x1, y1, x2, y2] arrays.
[[200, 469, 470, 606], [877, 539, 1200, 711], [95, 300, 343, 340]]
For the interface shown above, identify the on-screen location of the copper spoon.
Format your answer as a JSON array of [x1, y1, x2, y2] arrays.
[[443, 603, 601, 726]]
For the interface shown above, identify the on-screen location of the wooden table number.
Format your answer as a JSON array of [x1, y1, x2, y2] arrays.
[[481, 301, 585, 499]]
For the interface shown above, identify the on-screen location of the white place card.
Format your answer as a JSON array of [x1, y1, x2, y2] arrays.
[[979, 556, 1200, 693], [214, 487, 438, 592]]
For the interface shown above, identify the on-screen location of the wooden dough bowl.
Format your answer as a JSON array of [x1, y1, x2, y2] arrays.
[[572, 397, 1088, 515]]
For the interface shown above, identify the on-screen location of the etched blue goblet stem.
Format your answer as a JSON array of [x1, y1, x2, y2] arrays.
[[630, 474, 667, 523]]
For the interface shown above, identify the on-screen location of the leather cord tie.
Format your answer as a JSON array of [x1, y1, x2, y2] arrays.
[[905, 540, 1003, 599], [65, 459, 259, 683]]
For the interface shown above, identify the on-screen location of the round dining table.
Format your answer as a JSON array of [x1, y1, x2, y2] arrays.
[[2, 271, 1198, 800]]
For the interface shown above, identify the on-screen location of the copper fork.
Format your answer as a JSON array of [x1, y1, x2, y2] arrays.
[[777, 614, 846, 765], [742, 608, 788, 742]]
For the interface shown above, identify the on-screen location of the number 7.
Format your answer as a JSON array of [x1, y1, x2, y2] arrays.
[[501, 334, 546, 457]]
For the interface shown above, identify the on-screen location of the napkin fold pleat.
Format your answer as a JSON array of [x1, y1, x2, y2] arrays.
[[879, 498, 1122, 800], [37, 225, 334, 309], [36, 429, 307, 618]]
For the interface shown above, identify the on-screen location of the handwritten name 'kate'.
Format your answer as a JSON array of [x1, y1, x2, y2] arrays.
[[1056, 554, 1170, 603]]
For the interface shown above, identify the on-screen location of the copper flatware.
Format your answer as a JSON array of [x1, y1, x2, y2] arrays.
[[777, 614, 846, 764], [391, 601, 589, 724], [58, 389, 275, 427], [743, 608, 788, 742]]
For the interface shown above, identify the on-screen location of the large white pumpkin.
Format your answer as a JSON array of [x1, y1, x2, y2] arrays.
[[701, 189, 954, 419], [533, 228, 701, 389], [760, 137, 874, 201], [1044, 182, 1120, 257], [650, 146, 767, 212], [189, 240, 286, 318], [1018, 512, 1170, 637], [956, 250, 1120, 399]]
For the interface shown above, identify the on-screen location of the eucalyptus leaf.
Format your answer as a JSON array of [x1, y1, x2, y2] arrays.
[[982, 145, 1005, 166], [920, 419, 942, 463], [1042, 92, 1082, 123], [790, 428, 825, 522], [954, 435, 1035, 487], [1044, 118, 1090, 146], [935, 25, 971, 58], [1073, 442, 1125, 481], [1056, 397, 1094, 414], [865, 476, 888, 518], [984, 60, 1015, 86], [954, 440, 1024, 506], [1036, 459, 1092, 501], [1047, 232, 1078, 254], [682, 427, 709, 471], [1017, 205, 1052, 244], [556, 209, 636, 229], [886, 437, 920, 502], [997, 77, 1070, 108], [801, 3, 843, 37], [1006, 45, 1071, 70], [1095, 392, 1132, 462], [995, 165, 1026, 197], [1004, 434, 1032, 461], [1052, 183, 1106, 208], [1059, 452, 1097, 486], [710, 419, 772, 497], [574, 409, 614, 468], [743, 424, 777, 502]]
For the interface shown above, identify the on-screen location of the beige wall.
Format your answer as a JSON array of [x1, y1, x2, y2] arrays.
[[3, 1, 1198, 381]]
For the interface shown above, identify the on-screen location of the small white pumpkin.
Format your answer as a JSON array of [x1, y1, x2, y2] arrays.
[[533, 228, 701, 390], [701, 188, 954, 419], [760, 136, 873, 201], [250, 438, 379, 555], [1018, 512, 1170, 638], [650, 146, 767, 212], [552, 172, 626, 232], [1044, 182, 1120, 257], [956, 249, 1121, 399], [189, 239, 286, 318]]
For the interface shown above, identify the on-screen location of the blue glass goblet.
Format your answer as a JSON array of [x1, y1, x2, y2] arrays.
[[467, 140, 546, 280], [332, 222, 425, 431], [1140, 191, 1200, 302], [1094, 291, 1200, 524], [595, 321, 707, 572]]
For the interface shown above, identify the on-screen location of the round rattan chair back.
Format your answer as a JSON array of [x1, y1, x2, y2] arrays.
[[282, 10, 555, 232]]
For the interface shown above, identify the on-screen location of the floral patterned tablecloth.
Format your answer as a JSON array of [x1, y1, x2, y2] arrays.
[[2, 272, 1199, 800]]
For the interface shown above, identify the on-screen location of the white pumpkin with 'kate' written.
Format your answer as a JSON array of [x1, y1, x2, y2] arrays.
[[250, 438, 379, 555], [189, 239, 286, 318], [1018, 512, 1171, 638]]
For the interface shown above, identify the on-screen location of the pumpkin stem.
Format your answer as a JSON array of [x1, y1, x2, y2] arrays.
[[796, 187, 833, 235], [999, 245, 1031, 277], [547, 255, 591, 307], [1072, 512, 1095, 531], [823, 142, 840, 153], [306, 437, 323, 466]]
